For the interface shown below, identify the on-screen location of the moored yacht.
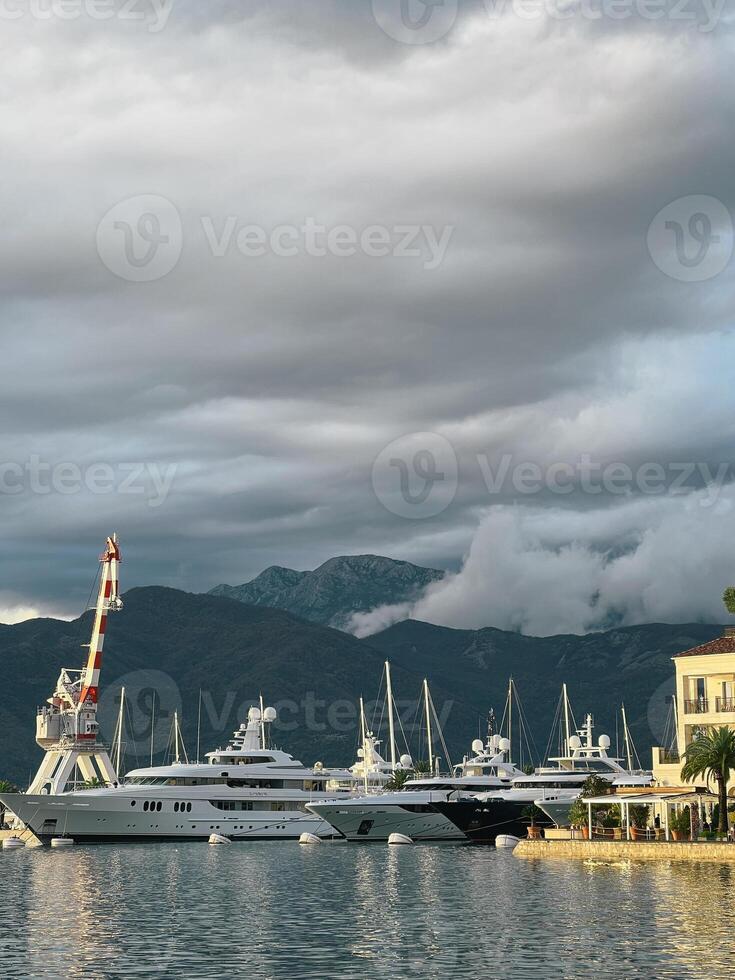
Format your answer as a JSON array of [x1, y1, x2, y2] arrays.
[[433, 711, 653, 843], [307, 734, 523, 841], [2, 707, 363, 842]]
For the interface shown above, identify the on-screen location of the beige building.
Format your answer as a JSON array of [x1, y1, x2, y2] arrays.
[[653, 627, 735, 788]]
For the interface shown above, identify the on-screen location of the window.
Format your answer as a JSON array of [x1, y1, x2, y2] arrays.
[[696, 678, 706, 700]]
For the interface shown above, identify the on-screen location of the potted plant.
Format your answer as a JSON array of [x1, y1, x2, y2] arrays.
[[602, 805, 622, 840], [567, 797, 590, 839], [670, 806, 690, 841], [522, 804, 545, 839], [629, 804, 649, 840]]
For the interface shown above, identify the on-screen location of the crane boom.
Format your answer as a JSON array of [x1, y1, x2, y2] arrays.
[[78, 534, 122, 716]]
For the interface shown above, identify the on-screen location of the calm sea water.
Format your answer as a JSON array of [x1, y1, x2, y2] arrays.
[[1, 841, 734, 979]]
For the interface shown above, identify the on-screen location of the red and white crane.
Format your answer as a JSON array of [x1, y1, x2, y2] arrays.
[[28, 534, 124, 795]]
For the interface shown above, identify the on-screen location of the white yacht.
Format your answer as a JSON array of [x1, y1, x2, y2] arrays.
[[1, 707, 370, 842], [307, 734, 523, 841], [432, 713, 653, 842]]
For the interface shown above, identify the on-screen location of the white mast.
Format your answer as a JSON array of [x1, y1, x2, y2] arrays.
[[359, 696, 368, 794], [508, 677, 513, 762], [112, 686, 126, 778], [385, 661, 397, 770], [174, 711, 181, 765], [196, 689, 202, 764], [260, 693, 266, 749], [621, 703, 633, 771], [423, 678, 434, 774], [150, 697, 156, 768], [562, 683, 571, 754]]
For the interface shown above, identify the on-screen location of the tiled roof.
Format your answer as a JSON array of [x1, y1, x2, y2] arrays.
[[675, 635, 735, 658]]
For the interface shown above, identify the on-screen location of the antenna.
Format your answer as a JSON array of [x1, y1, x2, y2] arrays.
[[423, 678, 434, 774], [174, 711, 180, 765], [385, 661, 397, 770], [260, 693, 266, 749]]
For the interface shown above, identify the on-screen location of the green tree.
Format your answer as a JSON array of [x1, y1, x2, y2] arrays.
[[567, 775, 613, 828], [681, 727, 735, 834], [723, 588, 735, 615], [384, 769, 412, 792]]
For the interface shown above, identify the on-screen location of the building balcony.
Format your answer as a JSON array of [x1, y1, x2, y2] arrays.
[[715, 697, 735, 713], [684, 699, 709, 714]]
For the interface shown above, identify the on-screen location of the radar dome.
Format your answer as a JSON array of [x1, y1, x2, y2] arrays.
[[568, 735, 582, 750], [399, 754, 413, 768], [598, 734, 611, 749], [498, 737, 511, 753], [491, 734, 501, 749], [263, 706, 277, 722], [472, 738, 484, 754], [248, 707, 261, 721]]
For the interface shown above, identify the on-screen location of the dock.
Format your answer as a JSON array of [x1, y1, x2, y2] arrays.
[[515, 839, 735, 863]]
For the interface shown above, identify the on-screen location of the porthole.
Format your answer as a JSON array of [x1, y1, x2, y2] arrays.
[[174, 802, 179, 812], [131, 801, 136, 808], [157, 801, 162, 812], [143, 801, 149, 812]]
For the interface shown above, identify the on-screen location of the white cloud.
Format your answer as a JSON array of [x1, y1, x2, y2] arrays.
[[352, 486, 735, 637]]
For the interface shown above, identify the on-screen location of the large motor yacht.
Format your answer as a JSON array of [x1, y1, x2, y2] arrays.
[[432, 713, 653, 843], [1, 707, 375, 843], [307, 734, 523, 841]]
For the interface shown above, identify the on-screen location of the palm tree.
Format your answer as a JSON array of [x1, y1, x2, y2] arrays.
[[384, 769, 412, 792], [681, 727, 735, 834]]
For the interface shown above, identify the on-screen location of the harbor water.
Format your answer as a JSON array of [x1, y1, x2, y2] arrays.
[[1, 841, 734, 979]]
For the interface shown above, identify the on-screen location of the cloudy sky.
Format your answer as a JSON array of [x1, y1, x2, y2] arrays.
[[1, 0, 734, 633]]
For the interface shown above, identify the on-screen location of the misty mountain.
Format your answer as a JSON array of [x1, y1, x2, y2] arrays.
[[0, 586, 721, 789], [209, 555, 444, 630]]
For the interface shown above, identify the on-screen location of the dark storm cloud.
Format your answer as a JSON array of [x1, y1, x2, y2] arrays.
[[0, 3, 733, 628]]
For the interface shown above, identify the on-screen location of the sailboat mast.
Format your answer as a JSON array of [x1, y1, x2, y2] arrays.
[[621, 703, 633, 770], [174, 711, 181, 765], [359, 696, 368, 794], [423, 678, 434, 774], [562, 683, 571, 753], [385, 661, 397, 769], [113, 686, 126, 778], [507, 677, 513, 761]]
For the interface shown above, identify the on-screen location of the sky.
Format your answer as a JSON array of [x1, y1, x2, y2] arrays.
[[1, 0, 734, 633]]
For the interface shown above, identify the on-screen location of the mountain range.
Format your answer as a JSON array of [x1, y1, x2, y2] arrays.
[[209, 555, 443, 631], [0, 585, 721, 789]]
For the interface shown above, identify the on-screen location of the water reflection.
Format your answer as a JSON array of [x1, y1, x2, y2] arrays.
[[1, 843, 734, 979]]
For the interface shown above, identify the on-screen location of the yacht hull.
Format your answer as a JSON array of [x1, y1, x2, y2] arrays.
[[306, 801, 465, 841], [0, 793, 340, 843], [432, 799, 554, 844]]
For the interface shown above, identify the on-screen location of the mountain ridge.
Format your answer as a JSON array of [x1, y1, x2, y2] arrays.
[[209, 554, 444, 630]]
